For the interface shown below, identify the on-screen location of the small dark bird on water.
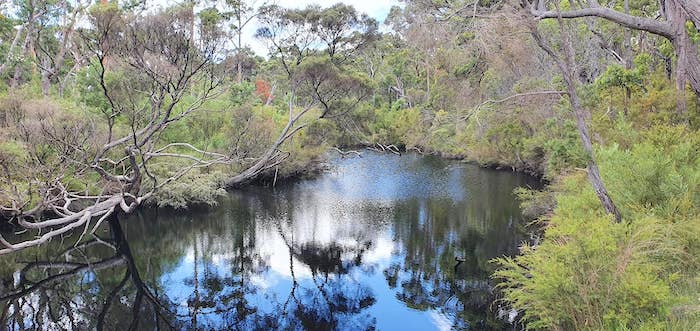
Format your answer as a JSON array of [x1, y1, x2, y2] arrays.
[[455, 256, 466, 268]]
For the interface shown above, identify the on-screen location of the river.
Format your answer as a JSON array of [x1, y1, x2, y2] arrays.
[[0, 152, 539, 330]]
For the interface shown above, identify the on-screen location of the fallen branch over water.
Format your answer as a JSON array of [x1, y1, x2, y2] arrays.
[[367, 143, 401, 155], [331, 147, 362, 158]]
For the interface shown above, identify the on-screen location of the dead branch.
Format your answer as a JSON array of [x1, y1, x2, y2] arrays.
[[331, 147, 362, 158]]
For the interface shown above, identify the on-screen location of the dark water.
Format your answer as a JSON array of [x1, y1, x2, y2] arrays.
[[0, 153, 539, 330]]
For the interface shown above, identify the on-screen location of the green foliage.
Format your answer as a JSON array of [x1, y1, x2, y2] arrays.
[[495, 214, 683, 330], [539, 119, 588, 177], [367, 106, 422, 147], [514, 187, 555, 219], [495, 126, 700, 330], [147, 167, 227, 209], [599, 125, 700, 220], [595, 64, 645, 92], [0, 140, 28, 188], [230, 82, 257, 106]]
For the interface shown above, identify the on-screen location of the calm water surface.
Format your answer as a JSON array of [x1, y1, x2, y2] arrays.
[[0, 153, 539, 330]]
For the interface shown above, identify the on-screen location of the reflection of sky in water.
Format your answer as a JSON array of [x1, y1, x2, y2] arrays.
[[0, 152, 524, 331], [0, 152, 540, 330], [162, 230, 447, 330], [0, 153, 531, 330], [308, 153, 468, 203], [145, 153, 537, 330]]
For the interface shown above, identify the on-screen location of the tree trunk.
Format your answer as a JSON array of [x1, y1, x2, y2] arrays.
[[425, 61, 430, 104], [237, 20, 243, 84], [0, 25, 24, 77], [225, 96, 315, 188], [679, 0, 700, 27], [561, 38, 622, 222], [237, 60, 243, 84], [566, 71, 623, 222], [10, 27, 34, 88], [623, 0, 631, 115], [530, 12, 623, 222], [666, 0, 695, 117], [41, 58, 51, 96]]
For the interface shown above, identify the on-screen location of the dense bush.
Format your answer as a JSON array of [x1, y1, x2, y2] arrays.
[[494, 126, 700, 330]]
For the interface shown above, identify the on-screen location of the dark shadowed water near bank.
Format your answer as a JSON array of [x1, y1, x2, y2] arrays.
[[0, 153, 540, 330]]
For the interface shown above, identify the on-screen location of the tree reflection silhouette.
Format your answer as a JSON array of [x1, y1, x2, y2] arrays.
[[0, 154, 537, 330], [273, 219, 377, 331], [0, 216, 181, 330], [1, 214, 379, 330]]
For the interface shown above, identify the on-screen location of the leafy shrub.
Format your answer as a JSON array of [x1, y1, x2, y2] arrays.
[[494, 127, 700, 330], [147, 169, 227, 209]]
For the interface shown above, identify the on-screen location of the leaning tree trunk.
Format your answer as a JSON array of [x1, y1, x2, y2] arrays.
[[558, 21, 622, 222], [530, 10, 623, 222], [225, 95, 317, 188]]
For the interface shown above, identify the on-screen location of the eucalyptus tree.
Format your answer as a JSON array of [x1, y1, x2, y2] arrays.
[[412, 0, 624, 220], [514, 0, 700, 220], [530, 16, 623, 221], [197, 0, 270, 83], [34, 0, 88, 95], [0, 3, 229, 253], [384, 1, 455, 106], [255, 3, 378, 76], [523, 0, 700, 115], [221, 3, 378, 186], [0, 0, 46, 87], [0, 0, 88, 94]]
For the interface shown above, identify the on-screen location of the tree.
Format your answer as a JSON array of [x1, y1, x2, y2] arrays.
[[255, 3, 376, 116], [0, 1, 88, 94], [217, 2, 379, 182], [255, 3, 378, 76], [33, 0, 87, 95], [0, 3, 227, 253], [523, 0, 700, 117], [208, 0, 270, 84], [527, 4, 623, 221]]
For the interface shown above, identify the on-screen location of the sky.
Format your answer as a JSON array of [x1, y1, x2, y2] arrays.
[[274, 0, 398, 19]]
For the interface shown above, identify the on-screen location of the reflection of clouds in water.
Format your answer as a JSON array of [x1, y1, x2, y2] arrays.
[[256, 224, 313, 279], [429, 310, 453, 331], [249, 273, 272, 289], [143, 153, 536, 329], [255, 208, 396, 280], [0, 152, 532, 330], [297, 153, 467, 203], [360, 233, 394, 265]]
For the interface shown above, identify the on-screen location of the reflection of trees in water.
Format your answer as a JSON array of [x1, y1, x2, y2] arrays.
[[0, 217, 182, 330], [0, 159, 534, 330], [0, 192, 379, 330], [162, 191, 379, 330], [385, 191, 527, 330], [271, 215, 377, 331]]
